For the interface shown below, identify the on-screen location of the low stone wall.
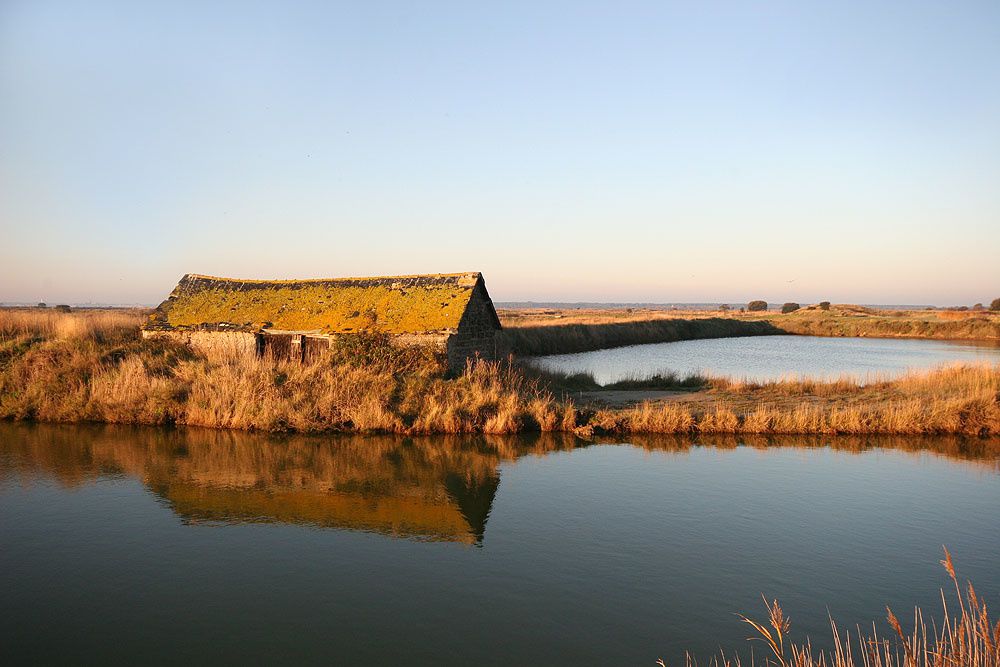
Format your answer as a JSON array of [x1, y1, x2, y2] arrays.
[[142, 329, 489, 372]]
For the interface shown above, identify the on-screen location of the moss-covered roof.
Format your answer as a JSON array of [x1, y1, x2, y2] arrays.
[[145, 272, 497, 334]]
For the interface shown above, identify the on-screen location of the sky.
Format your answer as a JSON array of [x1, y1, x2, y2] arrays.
[[1, 1, 998, 306]]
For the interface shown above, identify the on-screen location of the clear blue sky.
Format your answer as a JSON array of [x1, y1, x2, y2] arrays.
[[2, 1, 998, 305]]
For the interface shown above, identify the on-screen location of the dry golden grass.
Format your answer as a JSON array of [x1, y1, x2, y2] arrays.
[[936, 310, 982, 320], [0, 307, 147, 343], [659, 549, 1000, 667], [2, 310, 999, 435], [0, 310, 563, 433]]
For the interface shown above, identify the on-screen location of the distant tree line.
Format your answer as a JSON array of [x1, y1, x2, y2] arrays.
[[738, 298, 999, 312], [933, 298, 1000, 312]]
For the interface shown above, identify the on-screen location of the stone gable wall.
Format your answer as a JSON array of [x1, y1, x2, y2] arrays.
[[447, 283, 501, 371]]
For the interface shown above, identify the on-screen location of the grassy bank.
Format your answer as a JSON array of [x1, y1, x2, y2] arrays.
[[500, 305, 1000, 355], [500, 317, 784, 355], [660, 550, 998, 667], [574, 363, 1000, 437], [3, 310, 999, 436]]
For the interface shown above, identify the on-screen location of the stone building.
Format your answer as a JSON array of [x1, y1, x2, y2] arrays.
[[142, 272, 502, 371]]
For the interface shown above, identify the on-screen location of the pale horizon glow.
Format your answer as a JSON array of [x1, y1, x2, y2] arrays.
[[2, 1, 998, 306]]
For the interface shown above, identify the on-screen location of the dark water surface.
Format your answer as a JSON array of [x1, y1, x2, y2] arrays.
[[2, 423, 998, 666], [530, 335, 1000, 384]]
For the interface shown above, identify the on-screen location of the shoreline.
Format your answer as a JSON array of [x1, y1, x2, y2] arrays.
[[5, 420, 1000, 466]]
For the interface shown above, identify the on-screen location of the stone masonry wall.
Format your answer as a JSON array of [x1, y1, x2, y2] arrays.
[[447, 283, 500, 371]]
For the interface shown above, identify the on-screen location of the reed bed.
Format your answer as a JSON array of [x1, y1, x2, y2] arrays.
[[1, 310, 998, 435], [659, 549, 1000, 667]]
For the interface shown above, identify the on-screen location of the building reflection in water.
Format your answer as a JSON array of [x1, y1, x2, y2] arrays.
[[1, 423, 996, 545]]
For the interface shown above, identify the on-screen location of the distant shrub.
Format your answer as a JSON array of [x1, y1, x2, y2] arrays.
[[747, 300, 767, 312], [37, 302, 47, 308], [54, 304, 72, 313], [719, 304, 730, 312], [991, 298, 1000, 311], [781, 302, 800, 314], [819, 301, 831, 311], [972, 303, 984, 311]]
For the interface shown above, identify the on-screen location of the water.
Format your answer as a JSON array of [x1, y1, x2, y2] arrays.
[[2, 424, 998, 665], [530, 335, 1000, 384]]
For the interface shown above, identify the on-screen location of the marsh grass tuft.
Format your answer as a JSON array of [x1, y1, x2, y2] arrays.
[[520, 365, 710, 392], [604, 371, 709, 391]]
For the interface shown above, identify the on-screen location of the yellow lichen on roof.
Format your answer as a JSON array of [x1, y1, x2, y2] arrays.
[[152, 273, 484, 334]]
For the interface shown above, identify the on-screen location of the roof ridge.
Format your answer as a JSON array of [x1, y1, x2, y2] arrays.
[[184, 272, 481, 284]]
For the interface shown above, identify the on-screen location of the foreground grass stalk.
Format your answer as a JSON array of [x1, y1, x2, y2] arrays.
[[658, 549, 999, 667]]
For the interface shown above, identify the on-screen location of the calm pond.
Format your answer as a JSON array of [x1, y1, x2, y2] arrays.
[[530, 334, 1000, 384], [2, 423, 998, 666]]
